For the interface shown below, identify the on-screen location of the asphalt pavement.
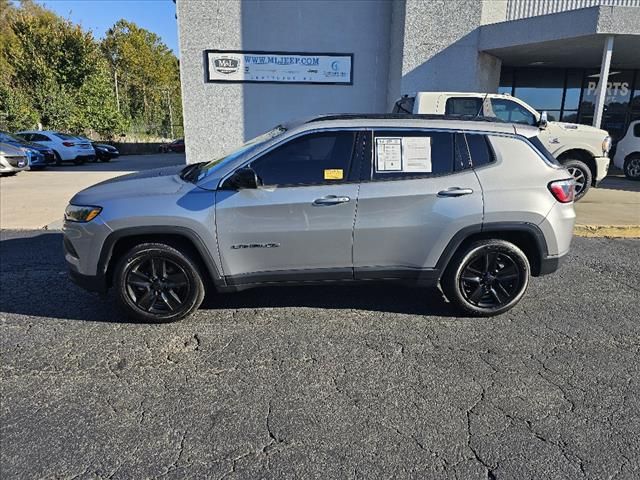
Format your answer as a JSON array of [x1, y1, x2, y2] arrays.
[[1, 231, 639, 479]]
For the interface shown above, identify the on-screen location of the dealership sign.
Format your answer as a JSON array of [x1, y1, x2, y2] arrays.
[[205, 50, 353, 85]]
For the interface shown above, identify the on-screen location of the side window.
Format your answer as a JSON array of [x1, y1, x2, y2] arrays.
[[251, 131, 356, 187], [17, 133, 32, 141], [465, 134, 494, 168], [633, 123, 640, 137], [371, 130, 464, 180], [445, 97, 483, 116], [34, 134, 51, 142], [488, 99, 536, 126]]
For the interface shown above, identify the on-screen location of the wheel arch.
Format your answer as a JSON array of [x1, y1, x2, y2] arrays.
[[100, 226, 224, 290], [436, 223, 549, 278], [557, 149, 597, 185]]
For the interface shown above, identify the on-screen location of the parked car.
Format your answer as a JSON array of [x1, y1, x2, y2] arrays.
[[76, 137, 120, 162], [16, 130, 95, 165], [0, 142, 29, 176], [64, 114, 575, 323], [0, 131, 55, 169], [159, 138, 185, 153], [613, 120, 640, 180], [393, 92, 611, 200]]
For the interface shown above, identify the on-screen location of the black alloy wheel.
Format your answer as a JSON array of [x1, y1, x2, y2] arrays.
[[459, 249, 524, 309], [442, 239, 530, 316], [125, 256, 190, 314], [114, 243, 205, 322]]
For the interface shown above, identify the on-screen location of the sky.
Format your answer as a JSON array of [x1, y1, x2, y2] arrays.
[[36, 0, 179, 55]]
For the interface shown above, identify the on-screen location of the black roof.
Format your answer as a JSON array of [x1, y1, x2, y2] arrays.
[[305, 113, 507, 124]]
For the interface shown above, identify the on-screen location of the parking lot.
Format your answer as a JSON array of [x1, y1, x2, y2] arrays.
[[1, 229, 639, 479], [0, 154, 185, 229]]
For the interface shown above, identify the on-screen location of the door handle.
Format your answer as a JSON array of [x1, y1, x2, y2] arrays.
[[313, 195, 351, 206], [437, 187, 474, 197]]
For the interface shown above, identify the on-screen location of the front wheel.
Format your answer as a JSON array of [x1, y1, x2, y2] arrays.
[[114, 243, 205, 323], [442, 240, 530, 316], [623, 155, 640, 180], [562, 159, 592, 201]]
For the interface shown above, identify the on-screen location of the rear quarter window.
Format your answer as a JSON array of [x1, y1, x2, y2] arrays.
[[465, 134, 494, 167]]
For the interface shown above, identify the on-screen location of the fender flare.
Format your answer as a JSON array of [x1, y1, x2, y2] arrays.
[[434, 222, 549, 273], [98, 225, 225, 288]]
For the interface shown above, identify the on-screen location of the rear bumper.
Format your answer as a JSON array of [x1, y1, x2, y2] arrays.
[[538, 252, 566, 276]]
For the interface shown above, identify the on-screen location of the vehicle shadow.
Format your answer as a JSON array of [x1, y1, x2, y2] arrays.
[[0, 231, 458, 323], [599, 171, 640, 193]]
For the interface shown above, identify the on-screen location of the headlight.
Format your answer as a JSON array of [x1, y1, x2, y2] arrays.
[[602, 136, 612, 155], [64, 204, 102, 223]]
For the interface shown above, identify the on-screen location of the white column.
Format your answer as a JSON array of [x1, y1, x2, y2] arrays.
[[593, 36, 614, 129]]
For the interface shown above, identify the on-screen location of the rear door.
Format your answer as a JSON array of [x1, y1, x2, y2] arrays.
[[215, 130, 362, 283], [353, 129, 484, 279]]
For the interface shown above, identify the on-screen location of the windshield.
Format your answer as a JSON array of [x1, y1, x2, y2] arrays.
[[183, 126, 287, 183]]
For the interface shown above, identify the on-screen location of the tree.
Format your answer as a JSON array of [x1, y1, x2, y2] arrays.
[[102, 20, 182, 138], [0, 1, 126, 136]]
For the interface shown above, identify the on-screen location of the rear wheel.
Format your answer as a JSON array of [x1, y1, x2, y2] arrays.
[[114, 243, 205, 323], [442, 240, 530, 316], [623, 154, 640, 180], [562, 159, 592, 201]]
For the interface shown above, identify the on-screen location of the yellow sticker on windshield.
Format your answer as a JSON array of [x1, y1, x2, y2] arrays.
[[324, 169, 344, 180]]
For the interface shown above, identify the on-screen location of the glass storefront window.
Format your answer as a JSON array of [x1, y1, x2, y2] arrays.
[[499, 67, 639, 142], [563, 71, 583, 111], [498, 68, 514, 95], [513, 68, 565, 111]]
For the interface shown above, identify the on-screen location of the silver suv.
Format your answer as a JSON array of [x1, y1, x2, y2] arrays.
[[63, 115, 576, 322]]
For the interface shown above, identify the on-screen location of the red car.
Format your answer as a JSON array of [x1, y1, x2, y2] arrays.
[[159, 138, 185, 153]]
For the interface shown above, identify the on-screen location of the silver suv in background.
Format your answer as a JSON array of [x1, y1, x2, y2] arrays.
[[63, 114, 576, 322]]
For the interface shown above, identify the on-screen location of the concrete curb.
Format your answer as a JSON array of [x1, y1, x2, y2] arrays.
[[574, 225, 640, 238]]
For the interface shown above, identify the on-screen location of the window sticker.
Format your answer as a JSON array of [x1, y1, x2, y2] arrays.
[[375, 137, 402, 171], [402, 137, 431, 172], [375, 136, 432, 173], [324, 168, 344, 180]]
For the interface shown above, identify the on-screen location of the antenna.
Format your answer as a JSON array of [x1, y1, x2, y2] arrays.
[[476, 93, 489, 118]]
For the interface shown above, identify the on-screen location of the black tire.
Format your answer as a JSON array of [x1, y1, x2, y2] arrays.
[[52, 150, 62, 166], [623, 154, 640, 180], [113, 243, 205, 323], [561, 159, 592, 201], [100, 156, 111, 162], [0, 172, 17, 177], [442, 239, 530, 317]]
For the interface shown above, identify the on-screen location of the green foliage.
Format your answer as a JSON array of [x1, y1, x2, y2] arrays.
[[0, 1, 179, 139]]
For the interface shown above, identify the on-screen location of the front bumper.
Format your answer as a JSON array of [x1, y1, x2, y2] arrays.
[[593, 156, 610, 185], [63, 218, 111, 292]]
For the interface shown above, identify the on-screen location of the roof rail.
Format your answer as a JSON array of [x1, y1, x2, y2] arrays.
[[305, 113, 506, 124]]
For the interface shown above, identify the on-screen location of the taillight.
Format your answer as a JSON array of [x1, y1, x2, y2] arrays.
[[62, 141, 75, 147], [548, 179, 575, 203]]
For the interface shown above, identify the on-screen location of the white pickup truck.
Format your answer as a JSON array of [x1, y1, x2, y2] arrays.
[[393, 92, 612, 200]]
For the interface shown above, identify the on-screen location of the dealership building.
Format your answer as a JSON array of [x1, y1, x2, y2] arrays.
[[176, 0, 640, 163]]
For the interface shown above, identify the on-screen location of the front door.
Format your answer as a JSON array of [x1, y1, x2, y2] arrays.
[[215, 130, 361, 284]]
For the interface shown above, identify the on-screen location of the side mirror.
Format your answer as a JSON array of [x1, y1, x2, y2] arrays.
[[221, 166, 261, 190], [538, 111, 549, 130]]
